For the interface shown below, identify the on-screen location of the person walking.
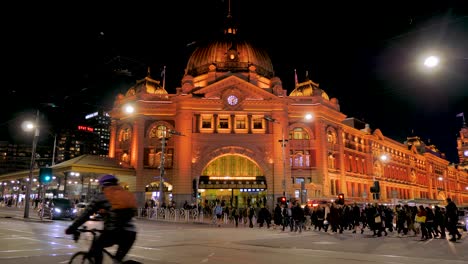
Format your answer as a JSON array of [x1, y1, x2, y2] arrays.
[[231, 206, 239, 227], [445, 198, 462, 242], [273, 203, 282, 229], [213, 202, 223, 227], [415, 205, 428, 240]]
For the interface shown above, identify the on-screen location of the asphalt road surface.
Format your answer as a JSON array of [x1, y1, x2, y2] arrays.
[[0, 207, 467, 264]]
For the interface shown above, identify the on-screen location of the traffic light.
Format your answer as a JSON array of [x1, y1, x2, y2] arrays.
[[370, 181, 380, 200], [337, 193, 345, 205], [192, 179, 197, 198], [39, 167, 53, 184], [277, 196, 287, 205], [370, 181, 380, 193]]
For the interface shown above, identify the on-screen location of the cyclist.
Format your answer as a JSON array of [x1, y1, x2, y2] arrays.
[[65, 174, 138, 264]]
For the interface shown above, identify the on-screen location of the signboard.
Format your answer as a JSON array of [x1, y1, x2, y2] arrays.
[[362, 191, 367, 199]]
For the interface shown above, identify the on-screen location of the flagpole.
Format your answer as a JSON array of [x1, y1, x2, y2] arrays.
[[294, 68, 298, 88], [162, 65, 166, 90]]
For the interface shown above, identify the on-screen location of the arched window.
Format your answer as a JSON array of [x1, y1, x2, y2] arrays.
[[292, 151, 310, 168], [327, 131, 333, 143], [291, 127, 309, 140], [119, 127, 131, 142], [149, 124, 169, 139]]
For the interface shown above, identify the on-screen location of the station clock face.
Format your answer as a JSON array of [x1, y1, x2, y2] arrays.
[[464, 150, 468, 157], [227, 95, 238, 106]]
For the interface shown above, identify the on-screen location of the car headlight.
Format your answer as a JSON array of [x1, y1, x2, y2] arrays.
[[73, 208, 77, 213], [54, 208, 61, 213]]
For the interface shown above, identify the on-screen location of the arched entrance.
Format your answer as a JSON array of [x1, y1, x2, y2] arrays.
[[198, 154, 267, 209]]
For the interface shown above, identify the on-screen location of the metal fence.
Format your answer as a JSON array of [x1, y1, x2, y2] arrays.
[[137, 207, 234, 225]]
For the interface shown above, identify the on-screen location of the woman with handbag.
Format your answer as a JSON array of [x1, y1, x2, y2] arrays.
[[374, 205, 387, 237], [415, 205, 429, 240]]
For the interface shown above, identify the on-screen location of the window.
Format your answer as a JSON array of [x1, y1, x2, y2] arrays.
[[252, 117, 263, 129], [119, 127, 131, 142], [218, 116, 229, 129], [327, 130, 336, 144], [292, 127, 309, 140], [235, 117, 246, 129], [202, 116, 212, 128], [292, 150, 311, 167], [295, 177, 305, 184]]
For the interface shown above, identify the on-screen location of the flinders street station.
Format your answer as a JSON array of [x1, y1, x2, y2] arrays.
[[106, 14, 468, 208], [1, 11, 467, 210]]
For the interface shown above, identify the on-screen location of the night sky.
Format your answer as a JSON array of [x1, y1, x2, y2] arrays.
[[2, 1, 467, 163]]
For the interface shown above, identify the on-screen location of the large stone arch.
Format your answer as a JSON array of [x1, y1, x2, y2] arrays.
[[192, 146, 270, 179]]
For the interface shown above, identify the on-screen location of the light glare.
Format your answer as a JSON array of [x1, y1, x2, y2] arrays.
[[424, 56, 439, 68]]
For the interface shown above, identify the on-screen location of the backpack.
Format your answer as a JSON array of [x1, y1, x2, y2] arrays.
[[103, 186, 137, 210]]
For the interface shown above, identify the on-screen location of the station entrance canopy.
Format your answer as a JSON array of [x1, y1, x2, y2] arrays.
[[0, 155, 136, 187], [198, 176, 267, 189]]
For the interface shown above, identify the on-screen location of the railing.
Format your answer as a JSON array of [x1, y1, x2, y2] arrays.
[[137, 207, 241, 225], [137, 207, 205, 223]]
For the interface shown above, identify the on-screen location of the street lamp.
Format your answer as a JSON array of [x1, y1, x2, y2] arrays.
[[23, 110, 40, 218], [157, 128, 183, 207], [422, 53, 468, 69], [424, 55, 440, 68]]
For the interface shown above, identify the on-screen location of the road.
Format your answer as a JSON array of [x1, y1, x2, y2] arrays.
[[0, 206, 467, 264]]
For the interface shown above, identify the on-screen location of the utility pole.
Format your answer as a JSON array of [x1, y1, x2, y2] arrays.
[[24, 110, 40, 219], [158, 135, 167, 207], [158, 128, 183, 207]]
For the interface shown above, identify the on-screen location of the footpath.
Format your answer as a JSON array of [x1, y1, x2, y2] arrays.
[[0, 205, 53, 223]]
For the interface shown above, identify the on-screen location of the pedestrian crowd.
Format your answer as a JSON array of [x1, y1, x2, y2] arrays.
[[211, 197, 463, 243]]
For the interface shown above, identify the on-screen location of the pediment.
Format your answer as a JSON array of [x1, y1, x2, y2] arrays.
[[373, 129, 384, 140], [193, 75, 277, 101]]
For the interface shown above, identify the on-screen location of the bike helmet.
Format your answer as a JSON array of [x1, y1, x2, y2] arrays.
[[98, 174, 119, 186]]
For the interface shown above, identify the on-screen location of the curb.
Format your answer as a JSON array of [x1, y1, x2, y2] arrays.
[[1, 214, 54, 223]]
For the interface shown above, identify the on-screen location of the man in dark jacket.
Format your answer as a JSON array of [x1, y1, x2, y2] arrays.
[[445, 198, 461, 242], [292, 202, 305, 233], [65, 174, 138, 264]]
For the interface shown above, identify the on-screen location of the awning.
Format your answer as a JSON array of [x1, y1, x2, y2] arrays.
[[198, 176, 267, 189], [397, 198, 443, 205]]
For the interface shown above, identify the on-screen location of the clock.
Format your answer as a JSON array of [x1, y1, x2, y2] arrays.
[[227, 95, 238, 106], [464, 150, 468, 157]]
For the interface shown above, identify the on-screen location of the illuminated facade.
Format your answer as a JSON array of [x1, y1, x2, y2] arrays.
[[108, 14, 468, 208], [457, 123, 468, 171]]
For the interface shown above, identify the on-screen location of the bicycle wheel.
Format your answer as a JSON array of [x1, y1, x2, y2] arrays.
[[69, 251, 94, 264]]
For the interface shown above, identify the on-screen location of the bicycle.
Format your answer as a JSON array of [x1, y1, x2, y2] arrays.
[[68, 226, 141, 264]]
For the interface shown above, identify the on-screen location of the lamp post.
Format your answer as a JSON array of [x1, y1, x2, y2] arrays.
[[23, 110, 40, 218], [157, 128, 183, 207], [158, 133, 167, 207]]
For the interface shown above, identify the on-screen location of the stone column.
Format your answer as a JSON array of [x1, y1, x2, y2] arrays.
[[108, 119, 117, 158], [131, 116, 145, 207], [172, 110, 193, 208]]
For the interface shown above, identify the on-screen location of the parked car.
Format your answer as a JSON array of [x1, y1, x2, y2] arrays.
[[41, 198, 77, 220], [74, 202, 103, 221], [75, 202, 88, 217], [457, 208, 468, 231]]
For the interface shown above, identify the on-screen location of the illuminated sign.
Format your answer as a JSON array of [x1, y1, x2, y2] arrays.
[[78, 126, 94, 132], [85, 111, 110, 119], [209, 176, 256, 180]]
